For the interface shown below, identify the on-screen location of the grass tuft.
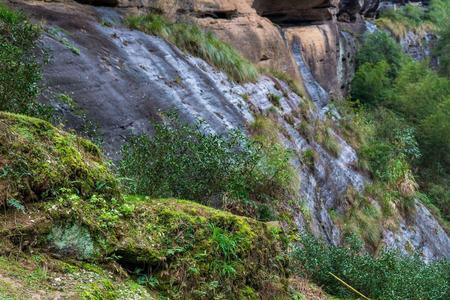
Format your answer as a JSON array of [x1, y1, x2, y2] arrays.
[[126, 14, 259, 83]]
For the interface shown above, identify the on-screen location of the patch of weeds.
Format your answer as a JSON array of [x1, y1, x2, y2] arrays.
[[301, 149, 316, 170], [56, 93, 101, 144], [268, 93, 282, 108], [260, 67, 306, 98], [47, 26, 80, 55], [315, 123, 341, 157], [241, 93, 250, 101]]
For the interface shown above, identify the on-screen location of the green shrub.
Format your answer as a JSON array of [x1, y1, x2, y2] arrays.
[[419, 98, 450, 167], [355, 31, 404, 78], [349, 27, 450, 224], [429, 0, 450, 26], [392, 60, 449, 121], [119, 114, 296, 219], [126, 14, 258, 83], [351, 61, 391, 105], [293, 234, 450, 300], [380, 4, 425, 27], [434, 24, 450, 76], [0, 4, 51, 119]]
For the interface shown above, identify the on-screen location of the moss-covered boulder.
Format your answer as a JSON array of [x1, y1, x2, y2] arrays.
[[110, 197, 292, 299], [0, 112, 119, 206]]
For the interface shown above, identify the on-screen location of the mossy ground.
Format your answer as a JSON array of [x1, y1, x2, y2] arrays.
[[0, 254, 153, 300]]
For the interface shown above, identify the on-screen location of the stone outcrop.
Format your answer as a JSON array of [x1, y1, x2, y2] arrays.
[[285, 24, 341, 100], [195, 15, 301, 81]]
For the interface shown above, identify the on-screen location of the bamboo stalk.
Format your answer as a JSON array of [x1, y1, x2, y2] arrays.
[[328, 272, 371, 300]]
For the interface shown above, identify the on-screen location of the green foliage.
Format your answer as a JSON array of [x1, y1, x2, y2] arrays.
[[119, 114, 296, 220], [376, 3, 435, 38], [268, 93, 282, 107], [380, 4, 425, 27], [355, 31, 404, 78], [6, 198, 25, 213], [349, 29, 450, 226], [293, 234, 450, 300], [351, 61, 391, 105], [429, 0, 450, 26], [0, 4, 52, 119], [434, 23, 450, 76], [419, 97, 450, 166], [126, 13, 258, 83], [301, 149, 316, 170]]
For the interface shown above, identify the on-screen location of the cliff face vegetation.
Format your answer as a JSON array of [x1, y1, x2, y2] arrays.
[[1, 1, 450, 299]]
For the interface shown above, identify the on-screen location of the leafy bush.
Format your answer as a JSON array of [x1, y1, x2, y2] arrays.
[[380, 4, 425, 27], [419, 98, 450, 167], [355, 31, 404, 78], [429, 0, 450, 26], [434, 23, 450, 76], [376, 3, 434, 38], [351, 61, 391, 105], [126, 14, 259, 83], [0, 4, 51, 119], [119, 114, 296, 219], [349, 30, 450, 223], [293, 234, 450, 300]]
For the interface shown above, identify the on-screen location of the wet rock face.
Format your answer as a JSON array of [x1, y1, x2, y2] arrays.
[[285, 24, 340, 102]]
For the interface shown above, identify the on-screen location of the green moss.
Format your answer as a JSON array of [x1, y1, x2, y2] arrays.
[[0, 255, 152, 300], [35, 196, 293, 298], [60, 196, 291, 299], [0, 112, 119, 206]]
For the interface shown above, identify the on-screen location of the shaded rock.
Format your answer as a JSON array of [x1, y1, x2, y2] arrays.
[[252, 0, 340, 24]]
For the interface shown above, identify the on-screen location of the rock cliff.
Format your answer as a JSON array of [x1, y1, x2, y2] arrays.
[[6, 0, 450, 261]]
